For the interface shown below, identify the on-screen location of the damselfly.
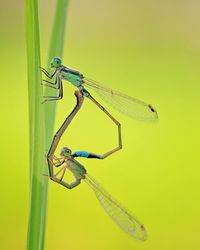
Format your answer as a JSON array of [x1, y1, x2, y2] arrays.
[[47, 91, 147, 241], [41, 58, 158, 122]]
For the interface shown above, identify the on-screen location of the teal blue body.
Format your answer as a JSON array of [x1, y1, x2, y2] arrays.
[[62, 71, 82, 87], [61, 70, 91, 97], [74, 151, 90, 158]]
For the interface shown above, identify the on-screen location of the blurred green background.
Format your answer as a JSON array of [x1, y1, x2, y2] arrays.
[[1, 0, 200, 249]]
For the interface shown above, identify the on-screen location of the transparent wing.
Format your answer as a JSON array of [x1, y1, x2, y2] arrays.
[[84, 174, 147, 241], [83, 77, 158, 122]]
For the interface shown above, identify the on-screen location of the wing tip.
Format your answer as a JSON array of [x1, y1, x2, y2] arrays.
[[148, 104, 159, 121], [132, 225, 148, 242]]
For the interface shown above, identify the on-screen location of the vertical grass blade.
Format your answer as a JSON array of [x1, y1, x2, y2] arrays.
[[44, 0, 69, 144], [26, 0, 46, 249], [26, 0, 69, 249], [42, 1, 69, 249], [42, 1, 69, 245]]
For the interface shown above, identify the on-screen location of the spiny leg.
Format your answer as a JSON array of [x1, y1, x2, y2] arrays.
[[41, 67, 57, 79], [47, 160, 78, 188], [47, 156, 64, 178], [42, 76, 63, 103], [54, 165, 66, 177], [49, 176, 80, 189], [54, 164, 68, 181], [60, 167, 67, 181], [42, 78, 58, 88], [41, 68, 58, 90], [42, 82, 59, 90], [87, 95, 122, 159], [53, 155, 65, 164]]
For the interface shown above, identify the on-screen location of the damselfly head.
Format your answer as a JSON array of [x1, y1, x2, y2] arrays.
[[60, 147, 72, 157], [50, 57, 62, 68]]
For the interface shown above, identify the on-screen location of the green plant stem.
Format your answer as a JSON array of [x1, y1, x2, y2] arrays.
[[26, 0, 46, 249], [26, 0, 69, 249], [42, 0, 69, 249], [44, 0, 69, 145]]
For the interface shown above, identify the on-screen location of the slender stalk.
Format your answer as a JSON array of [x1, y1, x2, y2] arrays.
[[26, 0, 69, 249], [44, 0, 69, 146], [26, 0, 46, 249], [41, 1, 69, 249]]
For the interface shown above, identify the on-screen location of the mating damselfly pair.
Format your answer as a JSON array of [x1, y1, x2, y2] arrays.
[[42, 58, 158, 241]]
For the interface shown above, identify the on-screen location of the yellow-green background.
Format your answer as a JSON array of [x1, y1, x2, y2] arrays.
[[1, 0, 200, 249]]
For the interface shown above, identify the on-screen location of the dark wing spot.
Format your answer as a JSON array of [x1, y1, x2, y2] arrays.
[[148, 104, 156, 113], [141, 225, 145, 231]]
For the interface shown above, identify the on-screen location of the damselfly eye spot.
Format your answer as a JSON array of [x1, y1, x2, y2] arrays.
[[148, 104, 156, 113], [60, 147, 72, 156]]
